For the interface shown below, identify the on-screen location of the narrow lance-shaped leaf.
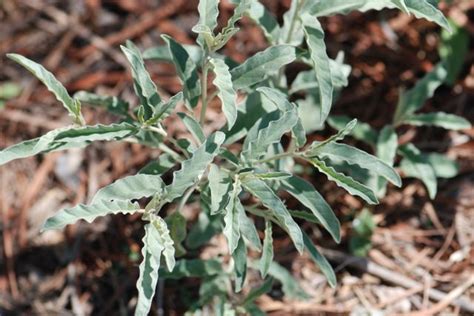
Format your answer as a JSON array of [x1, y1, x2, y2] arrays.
[[375, 126, 398, 197], [6, 53, 84, 124], [259, 220, 273, 277], [257, 87, 306, 148], [146, 92, 183, 125], [231, 45, 296, 90], [177, 112, 206, 144], [237, 201, 262, 251], [210, 57, 238, 128], [165, 132, 225, 202], [302, 14, 333, 127], [307, 119, 357, 153], [165, 212, 187, 257], [135, 222, 164, 316], [233, 237, 247, 292], [242, 177, 304, 253], [43, 200, 140, 231], [74, 91, 130, 117], [91, 174, 165, 204], [281, 176, 340, 242], [394, 63, 447, 123], [439, 20, 469, 86], [247, 0, 280, 44], [223, 182, 242, 253], [243, 108, 298, 160], [280, 0, 305, 45], [327, 116, 377, 146], [150, 215, 176, 272], [399, 143, 437, 199], [121, 41, 161, 120], [302, 231, 336, 288], [403, 112, 471, 130], [208, 164, 233, 215], [162, 35, 201, 108], [197, 0, 219, 31], [0, 123, 138, 166], [310, 158, 379, 204], [308, 142, 402, 187]]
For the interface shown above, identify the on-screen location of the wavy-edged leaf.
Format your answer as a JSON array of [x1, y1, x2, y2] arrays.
[[237, 201, 262, 251], [394, 63, 447, 123], [166, 132, 225, 202], [92, 174, 165, 204], [121, 41, 161, 120], [375, 126, 398, 196], [257, 87, 306, 148], [308, 142, 401, 187], [223, 182, 242, 253], [242, 177, 304, 253], [310, 158, 378, 204], [247, 1, 280, 44], [231, 45, 296, 90], [150, 215, 175, 272], [233, 237, 247, 292], [310, 0, 450, 31], [280, 0, 305, 45], [399, 144, 437, 199], [281, 176, 340, 242], [74, 91, 129, 117], [0, 123, 138, 166], [243, 108, 298, 160], [135, 222, 164, 316], [43, 199, 139, 231], [302, 231, 336, 287], [259, 220, 273, 278], [6, 53, 83, 124], [208, 164, 233, 215], [146, 92, 183, 125], [177, 112, 206, 144], [307, 119, 357, 153], [197, 0, 220, 32], [302, 14, 333, 126], [162, 35, 201, 108], [210, 57, 238, 128], [403, 112, 471, 130], [327, 115, 377, 146]]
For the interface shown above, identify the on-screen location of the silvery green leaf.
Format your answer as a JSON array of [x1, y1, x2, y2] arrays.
[[177, 112, 206, 144], [302, 231, 336, 287], [208, 164, 233, 215], [223, 182, 242, 253], [143, 44, 203, 64], [242, 177, 304, 253], [423, 153, 459, 179], [162, 35, 201, 108], [257, 87, 306, 148], [255, 171, 292, 180], [74, 91, 130, 117], [91, 174, 165, 204], [247, 1, 280, 44], [121, 41, 161, 120], [43, 199, 140, 231], [210, 57, 238, 128], [166, 132, 225, 202], [280, 0, 305, 45], [308, 142, 402, 187], [394, 63, 447, 123], [197, 0, 220, 32], [233, 237, 247, 292], [150, 214, 175, 272], [307, 119, 357, 153], [310, 0, 450, 31], [135, 222, 164, 316], [281, 176, 340, 242], [6, 53, 83, 124], [259, 220, 273, 277], [290, 210, 320, 223], [302, 14, 333, 127], [0, 123, 138, 166], [243, 108, 298, 160], [139, 154, 177, 176], [327, 115, 377, 146], [231, 45, 296, 90], [403, 112, 471, 130], [145, 92, 183, 125], [310, 158, 379, 204], [375, 126, 398, 197], [161, 259, 222, 279], [237, 202, 262, 251], [165, 212, 187, 257], [399, 144, 437, 199]]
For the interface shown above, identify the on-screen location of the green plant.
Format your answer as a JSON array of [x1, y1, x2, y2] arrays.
[[0, 0, 465, 314]]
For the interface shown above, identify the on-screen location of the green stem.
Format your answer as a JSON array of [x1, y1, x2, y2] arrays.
[[199, 55, 210, 125]]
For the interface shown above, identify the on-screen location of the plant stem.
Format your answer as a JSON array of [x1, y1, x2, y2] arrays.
[[199, 55, 210, 125]]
